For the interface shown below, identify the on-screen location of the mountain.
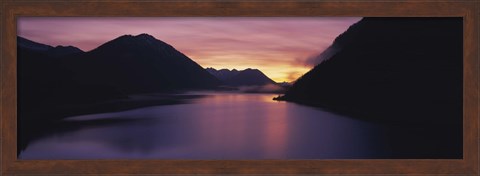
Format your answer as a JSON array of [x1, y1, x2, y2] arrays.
[[17, 36, 101, 109], [226, 68, 277, 86], [18, 34, 223, 108], [206, 68, 240, 81], [276, 17, 463, 124], [206, 67, 276, 86], [17, 36, 83, 57], [61, 34, 222, 94], [18, 36, 53, 51], [275, 17, 463, 158], [49, 46, 84, 57]]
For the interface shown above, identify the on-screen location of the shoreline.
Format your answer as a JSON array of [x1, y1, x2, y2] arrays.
[[18, 94, 208, 154]]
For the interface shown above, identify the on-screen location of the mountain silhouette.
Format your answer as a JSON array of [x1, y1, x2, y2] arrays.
[[277, 17, 462, 124], [275, 17, 463, 158], [18, 36, 84, 57], [17, 36, 111, 109], [206, 67, 276, 86], [18, 34, 222, 110], [61, 34, 222, 94], [206, 68, 240, 81]]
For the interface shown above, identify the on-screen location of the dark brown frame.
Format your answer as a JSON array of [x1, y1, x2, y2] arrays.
[[1, 0, 479, 175]]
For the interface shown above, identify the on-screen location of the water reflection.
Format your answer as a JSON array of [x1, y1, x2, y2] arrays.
[[19, 92, 389, 159]]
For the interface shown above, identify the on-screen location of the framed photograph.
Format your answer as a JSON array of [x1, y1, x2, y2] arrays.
[[1, 0, 479, 175]]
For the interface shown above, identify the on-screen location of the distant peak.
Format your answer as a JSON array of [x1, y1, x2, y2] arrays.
[[115, 33, 155, 40], [104, 33, 172, 49], [207, 68, 259, 72], [137, 33, 154, 37], [243, 68, 259, 72], [17, 36, 53, 51], [135, 33, 156, 40], [119, 34, 134, 38], [53, 45, 84, 52]]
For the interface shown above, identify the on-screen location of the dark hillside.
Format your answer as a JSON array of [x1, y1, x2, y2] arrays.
[[278, 17, 462, 124], [276, 18, 463, 158]]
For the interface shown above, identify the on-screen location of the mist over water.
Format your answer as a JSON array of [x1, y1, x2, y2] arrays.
[[19, 92, 392, 159]]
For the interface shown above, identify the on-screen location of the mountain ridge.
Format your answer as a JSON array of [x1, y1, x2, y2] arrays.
[[206, 67, 276, 86], [17, 36, 84, 57]]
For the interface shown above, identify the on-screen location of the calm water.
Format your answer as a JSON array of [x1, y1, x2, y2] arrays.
[[19, 92, 392, 159]]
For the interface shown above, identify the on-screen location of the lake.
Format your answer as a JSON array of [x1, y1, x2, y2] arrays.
[[18, 92, 398, 159]]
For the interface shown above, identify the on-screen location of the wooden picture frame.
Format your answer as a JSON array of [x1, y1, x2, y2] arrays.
[[1, 0, 478, 175]]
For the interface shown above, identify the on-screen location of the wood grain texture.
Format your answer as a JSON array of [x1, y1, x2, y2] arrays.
[[1, 0, 479, 175], [0, 0, 3, 175]]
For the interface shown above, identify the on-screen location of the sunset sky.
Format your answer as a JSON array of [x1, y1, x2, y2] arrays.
[[18, 17, 360, 82]]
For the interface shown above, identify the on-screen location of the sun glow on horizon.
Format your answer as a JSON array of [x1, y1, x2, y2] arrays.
[[184, 52, 313, 82], [196, 61, 311, 83]]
